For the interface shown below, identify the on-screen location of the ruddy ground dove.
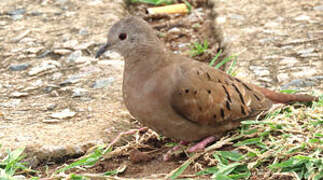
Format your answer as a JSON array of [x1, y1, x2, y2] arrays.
[[96, 17, 317, 145]]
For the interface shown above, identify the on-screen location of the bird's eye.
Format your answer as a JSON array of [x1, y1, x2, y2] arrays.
[[119, 33, 127, 40]]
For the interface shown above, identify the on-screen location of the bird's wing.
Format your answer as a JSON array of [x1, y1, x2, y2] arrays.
[[171, 62, 272, 127]]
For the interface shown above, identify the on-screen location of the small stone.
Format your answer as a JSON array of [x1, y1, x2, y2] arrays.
[[0, 99, 21, 108], [10, 91, 29, 98], [43, 85, 59, 93], [28, 60, 61, 76], [47, 104, 57, 110], [229, 14, 244, 21], [314, 5, 323, 11], [8, 8, 26, 21], [216, 16, 226, 24], [79, 29, 89, 35], [51, 72, 63, 80], [50, 90, 59, 97], [7, 8, 26, 16], [9, 63, 30, 71], [92, 77, 115, 88], [310, 76, 323, 81], [53, 49, 72, 55], [0, 21, 7, 26], [60, 75, 82, 86], [66, 50, 82, 63], [72, 88, 88, 97], [25, 47, 42, 54], [297, 48, 314, 55], [12, 30, 30, 42], [281, 79, 316, 89], [280, 57, 298, 65], [12, 175, 26, 180], [277, 73, 289, 83], [50, 109, 76, 119], [168, 27, 181, 33], [88, 0, 103, 5], [249, 66, 270, 76], [264, 21, 279, 28], [294, 15, 310, 21]]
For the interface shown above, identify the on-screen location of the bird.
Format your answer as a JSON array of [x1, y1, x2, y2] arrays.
[[95, 16, 318, 153]]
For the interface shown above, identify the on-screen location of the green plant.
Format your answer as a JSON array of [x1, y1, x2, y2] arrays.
[[190, 40, 209, 57], [209, 50, 238, 76], [0, 146, 36, 179]]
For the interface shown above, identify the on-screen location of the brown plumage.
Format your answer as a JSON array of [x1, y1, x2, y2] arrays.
[[96, 17, 318, 142]]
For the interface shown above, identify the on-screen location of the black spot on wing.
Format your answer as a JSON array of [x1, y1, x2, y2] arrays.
[[220, 108, 225, 118], [226, 100, 231, 110], [232, 84, 245, 105], [222, 85, 232, 103]]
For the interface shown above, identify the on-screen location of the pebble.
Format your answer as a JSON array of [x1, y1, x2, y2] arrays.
[[0, 99, 21, 108], [66, 50, 82, 63], [28, 60, 61, 76], [277, 73, 289, 83], [279, 57, 298, 65], [294, 15, 310, 21], [7, 8, 26, 16], [0, 21, 7, 26], [9, 63, 30, 71], [8, 8, 26, 21], [51, 72, 63, 81], [47, 104, 57, 110], [10, 91, 29, 98], [313, 5, 323, 11], [50, 109, 76, 119], [168, 27, 181, 33], [79, 28, 89, 35], [12, 30, 30, 43], [297, 48, 314, 55], [72, 88, 88, 97], [249, 66, 270, 76], [281, 79, 316, 89], [229, 14, 245, 21], [25, 47, 42, 54], [60, 75, 82, 86], [53, 49, 72, 55], [92, 77, 115, 88]]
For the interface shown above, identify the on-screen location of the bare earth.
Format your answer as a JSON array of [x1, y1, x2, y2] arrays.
[[0, 0, 322, 177]]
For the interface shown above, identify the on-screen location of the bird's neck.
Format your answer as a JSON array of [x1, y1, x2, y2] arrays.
[[124, 43, 169, 75]]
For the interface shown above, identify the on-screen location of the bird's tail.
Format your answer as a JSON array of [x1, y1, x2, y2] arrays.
[[253, 86, 318, 104]]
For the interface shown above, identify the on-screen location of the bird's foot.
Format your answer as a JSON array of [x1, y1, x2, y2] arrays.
[[163, 141, 188, 161], [187, 136, 216, 153], [163, 136, 216, 161]]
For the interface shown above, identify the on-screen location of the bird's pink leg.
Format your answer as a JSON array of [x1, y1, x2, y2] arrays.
[[163, 141, 188, 161], [187, 136, 216, 153]]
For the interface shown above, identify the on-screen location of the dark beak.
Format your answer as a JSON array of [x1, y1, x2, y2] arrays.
[[95, 42, 111, 58]]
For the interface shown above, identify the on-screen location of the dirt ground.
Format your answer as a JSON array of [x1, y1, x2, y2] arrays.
[[0, 0, 322, 178]]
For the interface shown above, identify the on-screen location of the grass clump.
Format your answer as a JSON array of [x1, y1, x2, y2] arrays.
[[0, 146, 36, 179], [190, 40, 209, 57]]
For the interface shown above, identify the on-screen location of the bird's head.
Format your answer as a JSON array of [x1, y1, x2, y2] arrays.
[[95, 17, 159, 59]]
